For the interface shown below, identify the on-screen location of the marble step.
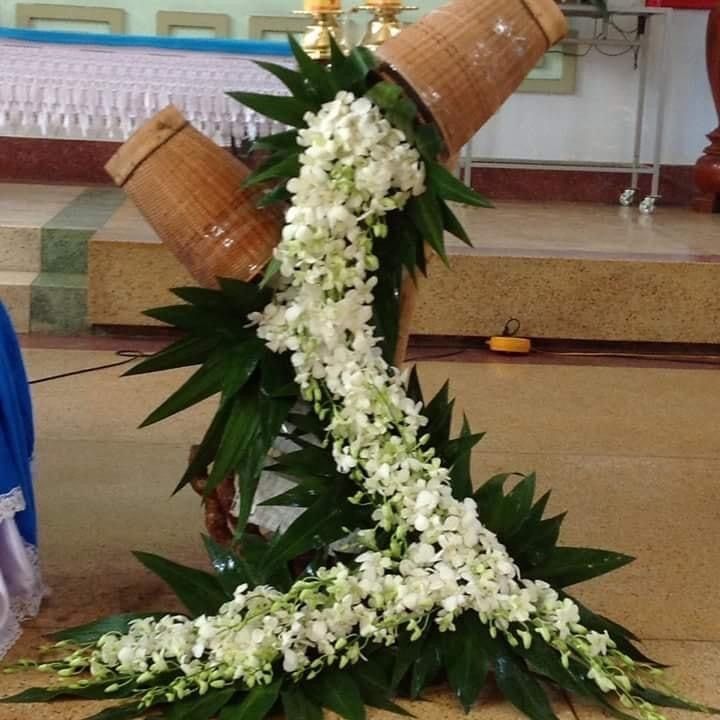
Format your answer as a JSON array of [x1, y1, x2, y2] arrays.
[[0, 270, 37, 332], [87, 199, 720, 343]]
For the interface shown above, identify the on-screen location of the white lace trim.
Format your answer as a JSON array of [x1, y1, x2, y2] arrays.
[[0, 523, 45, 661], [0, 487, 25, 523]]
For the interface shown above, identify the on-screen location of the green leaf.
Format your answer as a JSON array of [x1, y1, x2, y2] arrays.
[[347, 46, 378, 79], [216, 278, 271, 313], [513, 513, 566, 569], [288, 34, 339, 101], [245, 152, 301, 188], [390, 631, 426, 691], [254, 61, 312, 100], [81, 706, 149, 720], [306, 670, 366, 720], [441, 613, 491, 711], [495, 652, 559, 720], [287, 410, 325, 439], [228, 91, 314, 127], [365, 81, 417, 141], [220, 681, 282, 720], [1, 683, 133, 703], [207, 384, 263, 490], [407, 192, 447, 265], [427, 162, 493, 208], [139, 356, 226, 428], [169, 286, 226, 309], [282, 688, 323, 720], [132, 551, 228, 617], [202, 535, 257, 592], [633, 687, 719, 713], [447, 417, 479, 501], [258, 184, 292, 208], [175, 400, 233, 494], [528, 547, 634, 587], [259, 485, 317, 508], [441, 200, 473, 247], [50, 613, 166, 644], [410, 631, 442, 699], [125, 335, 222, 377], [414, 124, 443, 161], [405, 365, 424, 405], [372, 258, 403, 364], [263, 486, 356, 570], [252, 129, 299, 153], [167, 688, 236, 720], [260, 350, 298, 398], [423, 381, 454, 453], [352, 662, 414, 717], [499, 472, 537, 538]]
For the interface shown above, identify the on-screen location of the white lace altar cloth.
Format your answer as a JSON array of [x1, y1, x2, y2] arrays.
[[0, 488, 44, 661], [0, 39, 292, 144]]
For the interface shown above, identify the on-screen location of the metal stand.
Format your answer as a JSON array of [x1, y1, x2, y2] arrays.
[[462, 6, 674, 214]]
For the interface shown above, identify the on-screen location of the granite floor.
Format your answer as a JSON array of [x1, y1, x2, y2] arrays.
[[0, 346, 718, 719]]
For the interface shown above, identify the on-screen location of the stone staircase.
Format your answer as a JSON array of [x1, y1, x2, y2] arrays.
[[3, 182, 720, 343]]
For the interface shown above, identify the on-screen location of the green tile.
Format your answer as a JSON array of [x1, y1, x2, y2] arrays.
[[41, 228, 92, 273], [30, 272, 88, 334], [45, 188, 124, 231]]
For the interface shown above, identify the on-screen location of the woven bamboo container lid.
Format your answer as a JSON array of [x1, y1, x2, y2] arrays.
[[105, 106, 282, 288], [377, 0, 568, 158]]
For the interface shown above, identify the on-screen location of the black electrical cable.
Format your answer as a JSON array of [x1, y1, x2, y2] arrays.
[[29, 350, 151, 385]]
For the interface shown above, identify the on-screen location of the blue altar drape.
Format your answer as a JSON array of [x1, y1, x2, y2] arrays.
[[0, 303, 36, 546]]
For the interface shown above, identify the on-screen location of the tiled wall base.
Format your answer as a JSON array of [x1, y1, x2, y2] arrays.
[[30, 272, 88, 334], [0, 270, 37, 332]]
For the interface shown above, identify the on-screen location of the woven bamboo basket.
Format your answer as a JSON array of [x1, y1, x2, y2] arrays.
[[377, 0, 567, 158], [105, 105, 282, 288]]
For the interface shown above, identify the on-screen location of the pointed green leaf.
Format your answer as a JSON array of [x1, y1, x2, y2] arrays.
[[498, 472, 537, 538], [175, 400, 233, 495], [245, 152, 301, 187], [167, 688, 236, 720], [259, 485, 317, 508], [414, 124, 444, 161], [306, 670, 366, 720], [441, 613, 491, 711], [258, 183, 292, 208], [132, 551, 228, 617], [410, 631, 442, 698], [220, 681, 282, 720], [288, 34, 339, 101], [528, 547, 634, 587], [228, 91, 313, 127], [441, 200, 473, 247], [427, 162, 493, 208], [81, 706, 148, 720], [169, 286, 226, 309], [253, 129, 299, 153], [513, 513, 566, 570], [407, 192, 447, 265], [447, 417, 480, 501], [287, 410, 325, 439], [125, 335, 222, 377], [495, 653, 559, 720], [390, 630, 427, 691], [1, 683, 133, 703], [260, 350, 298, 398], [633, 687, 719, 713], [263, 489, 354, 570], [405, 365, 424, 405], [254, 60, 312, 100], [50, 612, 166, 644], [202, 535, 258, 592], [282, 688, 323, 720], [352, 662, 414, 717], [142, 305, 234, 334], [216, 278, 271, 313], [139, 357, 226, 428]]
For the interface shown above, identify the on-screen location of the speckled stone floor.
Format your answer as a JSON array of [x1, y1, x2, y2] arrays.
[[0, 346, 718, 719]]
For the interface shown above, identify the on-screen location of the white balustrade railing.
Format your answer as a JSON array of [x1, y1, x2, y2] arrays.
[[0, 39, 292, 144]]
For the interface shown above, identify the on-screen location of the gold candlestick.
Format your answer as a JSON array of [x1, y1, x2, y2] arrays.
[[294, 6, 348, 62], [354, 1, 417, 50]]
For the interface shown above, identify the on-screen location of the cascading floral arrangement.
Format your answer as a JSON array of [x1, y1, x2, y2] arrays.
[[2, 37, 717, 720]]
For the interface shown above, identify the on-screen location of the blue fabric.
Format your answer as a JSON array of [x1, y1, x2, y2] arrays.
[[0, 304, 36, 547], [0, 26, 292, 56]]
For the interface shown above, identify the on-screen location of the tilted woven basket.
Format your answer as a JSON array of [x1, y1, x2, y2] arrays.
[[377, 0, 567, 158], [105, 105, 283, 288]]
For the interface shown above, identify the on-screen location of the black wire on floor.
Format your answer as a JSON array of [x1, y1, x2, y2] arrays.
[[29, 350, 152, 385]]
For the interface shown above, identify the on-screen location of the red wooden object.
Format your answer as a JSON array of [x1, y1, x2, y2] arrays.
[[694, 5, 720, 212]]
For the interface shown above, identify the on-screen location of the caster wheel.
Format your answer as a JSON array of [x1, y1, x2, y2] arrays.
[[619, 188, 637, 206], [639, 196, 657, 215]]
